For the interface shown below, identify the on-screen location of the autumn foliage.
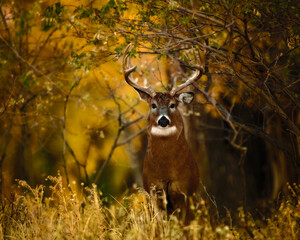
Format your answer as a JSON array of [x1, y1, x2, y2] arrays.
[[0, 0, 299, 238]]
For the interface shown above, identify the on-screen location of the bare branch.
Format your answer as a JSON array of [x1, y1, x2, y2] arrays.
[[194, 85, 299, 168], [116, 127, 146, 147]]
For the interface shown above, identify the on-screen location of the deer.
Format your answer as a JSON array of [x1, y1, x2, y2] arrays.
[[123, 45, 202, 222]]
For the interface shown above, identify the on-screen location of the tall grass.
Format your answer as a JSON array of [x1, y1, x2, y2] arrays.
[[0, 175, 299, 239]]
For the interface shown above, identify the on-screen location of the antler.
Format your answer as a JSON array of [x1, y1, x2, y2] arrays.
[[170, 68, 202, 96], [123, 44, 156, 97]]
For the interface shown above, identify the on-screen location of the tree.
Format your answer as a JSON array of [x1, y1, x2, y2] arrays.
[[0, 0, 147, 197], [85, 0, 300, 212]]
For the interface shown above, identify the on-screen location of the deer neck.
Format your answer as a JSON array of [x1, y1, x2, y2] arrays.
[[146, 122, 189, 157]]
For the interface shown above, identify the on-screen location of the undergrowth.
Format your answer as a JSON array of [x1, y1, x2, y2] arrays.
[[0, 175, 299, 239]]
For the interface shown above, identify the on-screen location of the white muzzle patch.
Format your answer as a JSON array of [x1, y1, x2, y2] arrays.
[[150, 126, 177, 137]]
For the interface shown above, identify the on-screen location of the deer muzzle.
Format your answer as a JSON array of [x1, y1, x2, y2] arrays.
[[158, 115, 170, 127]]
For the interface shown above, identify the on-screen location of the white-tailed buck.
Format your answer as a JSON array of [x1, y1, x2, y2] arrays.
[[123, 45, 202, 221]]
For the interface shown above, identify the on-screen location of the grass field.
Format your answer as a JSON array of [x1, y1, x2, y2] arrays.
[[0, 175, 299, 239]]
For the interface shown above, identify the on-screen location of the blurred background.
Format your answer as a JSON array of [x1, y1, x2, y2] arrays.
[[0, 0, 299, 217]]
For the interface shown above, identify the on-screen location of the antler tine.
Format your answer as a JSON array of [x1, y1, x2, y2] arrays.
[[170, 68, 202, 96], [123, 44, 156, 97]]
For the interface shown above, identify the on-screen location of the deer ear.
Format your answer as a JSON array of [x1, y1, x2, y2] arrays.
[[176, 92, 194, 104]]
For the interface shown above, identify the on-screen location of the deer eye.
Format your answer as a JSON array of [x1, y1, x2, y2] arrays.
[[170, 103, 175, 109], [151, 104, 157, 109]]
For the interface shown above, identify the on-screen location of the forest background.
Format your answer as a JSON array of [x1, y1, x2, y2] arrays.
[[0, 0, 299, 238]]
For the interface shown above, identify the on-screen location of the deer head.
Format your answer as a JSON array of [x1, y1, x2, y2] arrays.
[[123, 44, 202, 137]]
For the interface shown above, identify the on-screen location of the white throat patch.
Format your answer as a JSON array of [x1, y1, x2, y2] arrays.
[[150, 126, 177, 137]]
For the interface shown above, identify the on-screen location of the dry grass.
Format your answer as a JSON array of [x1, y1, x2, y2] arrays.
[[0, 175, 299, 240]]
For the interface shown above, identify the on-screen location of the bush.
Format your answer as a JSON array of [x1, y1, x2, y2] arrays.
[[0, 175, 299, 239]]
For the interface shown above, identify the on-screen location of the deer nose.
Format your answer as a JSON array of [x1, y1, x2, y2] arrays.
[[158, 116, 170, 127]]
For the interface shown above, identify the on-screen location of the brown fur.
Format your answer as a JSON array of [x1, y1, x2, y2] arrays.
[[142, 92, 199, 222]]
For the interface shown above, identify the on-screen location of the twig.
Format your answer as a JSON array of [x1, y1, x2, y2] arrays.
[[62, 72, 83, 186], [93, 80, 146, 184], [93, 81, 123, 184], [116, 127, 146, 147], [31, 28, 57, 65], [0, 34, 66, 94], [0, 5, 15, 48]]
